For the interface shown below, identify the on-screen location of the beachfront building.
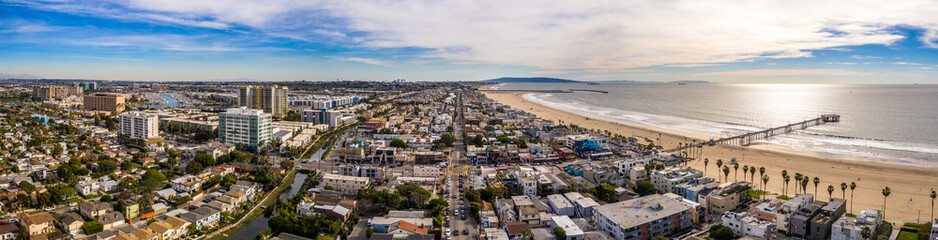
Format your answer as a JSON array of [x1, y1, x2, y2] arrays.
[[238, 85, 289, 117], [775, 194, 814, 235], [218, 107, 272, 150], [83, 93, 126, 112], [119, 111, 162, 145], [831, 209, 882, 240], [704, 181, 752, 215], [721, 212, 774, 238], [650, 166, 706, 194], [321, 173, 371, 193], [591, 194, 694, 240], [808, 198, 847, 240]]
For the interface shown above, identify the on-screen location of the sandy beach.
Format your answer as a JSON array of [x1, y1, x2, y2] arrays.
[[483, 88, 938, 223]]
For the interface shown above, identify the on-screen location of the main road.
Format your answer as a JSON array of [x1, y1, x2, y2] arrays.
[[445, 90, 479, 240]]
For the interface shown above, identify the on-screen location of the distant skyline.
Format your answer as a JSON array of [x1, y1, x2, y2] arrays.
[[1, 0, 937, 83]]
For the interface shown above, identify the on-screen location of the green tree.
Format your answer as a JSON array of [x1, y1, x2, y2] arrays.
[[194, 153, 215, 167], [709, 225, 735, 240], [860, 226, 872, 240], [827, 185, 835, 200], [389, 139, 408, 148], [471, 134, 485, 147], [280, 159, 294, 170], [465, 189, 481, 203], [18, 181, 36, 192], [635, 181, 656, 196], [591, 184, 618, 203], [553, 226, 566, 240], [82, 220, 104, 234]]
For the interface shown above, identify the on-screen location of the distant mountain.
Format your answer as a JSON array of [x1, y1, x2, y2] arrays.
[[483, 77, 581, 83]]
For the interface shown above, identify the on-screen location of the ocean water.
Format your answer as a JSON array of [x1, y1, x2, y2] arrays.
[[497, 83, 938, 166]]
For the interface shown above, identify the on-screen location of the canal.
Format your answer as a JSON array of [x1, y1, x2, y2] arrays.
[[226, 173, 308, 240], [141, 94, 189, 108]]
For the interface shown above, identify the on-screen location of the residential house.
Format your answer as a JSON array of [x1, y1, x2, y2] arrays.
[[21, 212, 55, 237], [80, 201, 114, 219], [54, 212, 84, 235], [98, 212, 126, 230], [550, 215, 585, 240], [831, 209, 882, 240]]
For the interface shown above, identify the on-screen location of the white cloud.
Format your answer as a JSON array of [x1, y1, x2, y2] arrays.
[[850, 55, 882, 59], [340, 57, 392, 67], [13, 0, 938, 74]]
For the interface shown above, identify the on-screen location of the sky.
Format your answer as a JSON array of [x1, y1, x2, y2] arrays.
[[1, 0, 938, 83]]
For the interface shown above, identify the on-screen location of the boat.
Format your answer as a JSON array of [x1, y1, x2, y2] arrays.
[[587, 82, 599, 85], [677, 83, 687, 85]]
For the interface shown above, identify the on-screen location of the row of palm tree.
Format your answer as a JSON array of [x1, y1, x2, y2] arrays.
[[701, 159, 938, 221]]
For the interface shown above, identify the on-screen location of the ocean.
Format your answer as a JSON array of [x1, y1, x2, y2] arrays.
[[495, 82, 938, 166]]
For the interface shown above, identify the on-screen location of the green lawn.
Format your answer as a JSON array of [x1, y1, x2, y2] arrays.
[[897, 230, 918, 240]]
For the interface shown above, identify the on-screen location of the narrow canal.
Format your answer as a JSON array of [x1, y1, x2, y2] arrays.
[[227, 149, 324, 240]]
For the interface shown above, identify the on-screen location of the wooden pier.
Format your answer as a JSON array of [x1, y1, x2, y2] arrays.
[[663, 114, 840, 153]]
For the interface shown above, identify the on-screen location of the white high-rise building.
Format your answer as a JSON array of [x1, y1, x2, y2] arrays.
[[119, 111, 159, 140], [218, 107, 272, 150]]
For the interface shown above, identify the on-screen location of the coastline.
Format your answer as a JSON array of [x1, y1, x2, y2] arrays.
[[482, 85, 938, 222]]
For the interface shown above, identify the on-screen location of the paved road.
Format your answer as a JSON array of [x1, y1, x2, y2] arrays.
[[444, 91, 480, 240]]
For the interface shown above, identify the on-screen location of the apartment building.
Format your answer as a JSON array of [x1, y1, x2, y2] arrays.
[[322, 173, 371, 193], [218, 107, 272, 150], [238, 85, 288, 117], [592, 194, 694, 240], [119, 111, 161, 145], [831, 209, 882, 240], [650, 166, 706, 194], [83, 93, 126, 112], [32, 85, 71, 100]]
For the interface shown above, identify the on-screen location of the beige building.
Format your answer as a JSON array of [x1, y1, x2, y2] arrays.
[[238, 85, 288, 117], [32, 85, 70, 101], [322, 173, 371, 193], [84, 93, 126, 112], [21, 212, 55, 237]]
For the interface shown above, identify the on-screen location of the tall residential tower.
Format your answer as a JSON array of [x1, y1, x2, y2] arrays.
[[218, 107, 272, 150], [238, 85, 288, 118]]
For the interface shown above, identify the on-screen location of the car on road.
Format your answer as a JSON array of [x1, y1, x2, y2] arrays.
[[454, 230, 460, 236], [463, 229, 469, 235], [445, 229, 451, 237], [453, 210, 459, 216]]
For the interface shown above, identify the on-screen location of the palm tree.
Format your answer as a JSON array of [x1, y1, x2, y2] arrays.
[[716, 159, 723, 175], [840, 182, 847, 199], [801, 177, 809, 197], [743, 165, 749, 182], [781, 170, 789, 195], [813, 177, 820, 196], [762, 175, 770, 200], [794, 173, 803, 194], [827, 185, 835, 200], [930, 188, 936, 221], [849, 182, 857, 214], [882, 186, 891, 219], [733, 163, 739, 181], [704, 158, 709, 175], [722, 166, 730, 182], [759, 167, 766, 192], [750, 167, 756, 186], [783, 175, 791, 196]]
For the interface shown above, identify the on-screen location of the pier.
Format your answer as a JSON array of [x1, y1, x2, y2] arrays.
[[663, 114, 840, 153]]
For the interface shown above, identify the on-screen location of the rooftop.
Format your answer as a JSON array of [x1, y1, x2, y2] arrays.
[[591, 194, 692, 229]]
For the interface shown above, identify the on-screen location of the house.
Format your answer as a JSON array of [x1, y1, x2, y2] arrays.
[[831, 209, 882, 240], [483, 228, 510, 240], [171, 175, 202, 194], [206, 201, 234, 213], [322, 173, 371, 193], [124, 199, 140, 219], [388, 221, 429, 235], [808, 199, 846, 240], [504, 222, 530, 240], [147, 221, 174, 240], [98, 212, 126, 230], [180, 207, 220, 230], [76, 178, 101, 195], [0, 224, 19, 240], [130, 228, 158, 240], [550, 215, 585, 240], [546, 194, 575, 217], [21, 212, 55, 237], [155, 188, 178, 199], [563, 192, 599, 219], [230, 181, 261, 199], [163, 216, 191, 239], [54, 212, 85, 235], [224, 191, 247, 205], [721, 212, 774, 238]]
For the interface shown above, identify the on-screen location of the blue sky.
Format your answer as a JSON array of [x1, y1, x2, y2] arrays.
[[1, 0, 937, 83]]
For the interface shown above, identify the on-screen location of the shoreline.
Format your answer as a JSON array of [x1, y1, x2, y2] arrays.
[[481, 86, 938, 222]]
